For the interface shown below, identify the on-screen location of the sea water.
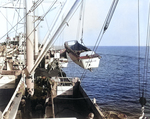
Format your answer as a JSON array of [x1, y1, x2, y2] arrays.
[[63, 46, 150, 119]]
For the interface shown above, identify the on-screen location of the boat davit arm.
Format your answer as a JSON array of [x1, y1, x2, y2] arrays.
[[29, 0, 83, 75]]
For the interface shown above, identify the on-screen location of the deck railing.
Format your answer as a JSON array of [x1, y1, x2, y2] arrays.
[[2, 75, 25, 119]]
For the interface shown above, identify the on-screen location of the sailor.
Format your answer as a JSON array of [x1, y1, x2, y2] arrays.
[[87, 113, 94, 119], [20, 99, 26, 113], [44, 101, 52, 118], [35, 102, 44, 118]]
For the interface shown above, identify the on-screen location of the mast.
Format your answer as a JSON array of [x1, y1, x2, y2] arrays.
[[34, 23, 39, 58], [33, 0, 39, 59], [26, 0, 34, 96], [26, 0, 34, 73]]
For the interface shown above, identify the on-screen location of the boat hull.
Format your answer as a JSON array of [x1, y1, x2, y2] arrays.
[[65, 41, 101, 70], [67, 49, 100, 69], [81, 57, 100, 69]]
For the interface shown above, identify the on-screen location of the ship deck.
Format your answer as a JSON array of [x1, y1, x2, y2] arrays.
[[0, 89, 15, 112], [21, 84, 102, 119], [18, 68, 102, 119]]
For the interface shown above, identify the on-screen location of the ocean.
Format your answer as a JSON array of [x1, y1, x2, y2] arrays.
[[63, 46, 150, 119]]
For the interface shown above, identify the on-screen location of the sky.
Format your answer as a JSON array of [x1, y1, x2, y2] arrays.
[[63, 0, 149, 46], [0, 0, 149, 46]]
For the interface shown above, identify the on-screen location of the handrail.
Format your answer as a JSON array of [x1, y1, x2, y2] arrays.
[[2, 75, 25, 119]]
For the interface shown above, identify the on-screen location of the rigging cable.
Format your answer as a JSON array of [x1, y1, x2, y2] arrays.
[[29, 0, 44, 13], [76, 0, 95, 80], [80, 0, 119, 80], [141, 2, 150, 100], [0, 0, 44, 41], [39, 0, 67, 50], [80, 0, 85, 44], [11, 3, 23, 37], [12, 8, 16, 34], [0, 10, 27, 41], [26, 0, 58, 45], [139, 1, 150, 118], [39, 6, 58, 49], [41, 0, 83, 49], [145, 6, 150, 100], [30, 0, 84, 74], [93, 0, 119, 53], [79, 0, 119, 80], [75, 0, 87, 80], [76, 0, 85, 44], [15, 0, 22, 36], [138, 0, 141, 99], [41, 3, 50, 31], [0, 10, 17, 37]]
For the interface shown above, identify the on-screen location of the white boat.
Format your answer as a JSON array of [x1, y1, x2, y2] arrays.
[[65, 40, 101, 70]]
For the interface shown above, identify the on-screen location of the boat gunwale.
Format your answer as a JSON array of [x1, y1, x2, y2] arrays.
[[64, 41, 100, 60]]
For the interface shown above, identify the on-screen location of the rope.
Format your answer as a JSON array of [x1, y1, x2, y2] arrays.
[[0, 0, 45, 41], [140, 0, 150, 99], [80, 1, 119, 80], [39, 3, 62, 49], [41, 0, 83, 49], [40, 1, 69, 49], [139, 1, 150, 118], [80, 0, 85, 44], [15, 0, 22, 36], [55, 96, 89, 100], [26, 0, 58, 43], [41, 3, 50, 31], [80, 70, 87, 80], [12, 8, 16, 33], [145, 2, 150, 99], [54, 2, 67, 47], [29, 0, 44, 12], [76, 2, 82, 42], [0, 10, 28, 41], [36, 1, 84, 76], [138, 0, 141, 99], [0, 10, 17, 37], [39, 1, 63, 48], [17, 1, 22, 29], [76, 0, 85, 44], [93, 0, 119, 53]]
